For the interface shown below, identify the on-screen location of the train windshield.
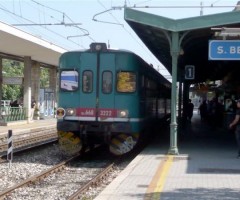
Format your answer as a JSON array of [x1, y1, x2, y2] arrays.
[[117, 72, 136, 93], [60, 70, 79, 91]]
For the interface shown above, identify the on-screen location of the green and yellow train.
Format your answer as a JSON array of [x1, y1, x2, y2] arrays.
[[56, 43, 171, 156]]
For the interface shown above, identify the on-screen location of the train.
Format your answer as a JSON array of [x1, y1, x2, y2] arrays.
[[56, 43, 171, 156]]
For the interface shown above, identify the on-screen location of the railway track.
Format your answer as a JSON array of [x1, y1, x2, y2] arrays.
[[0, 149, 117, 200], [0, 154, 79, 199], [0, 132, 57, 156], [67, 162, 115, 200], [0, 130, 143, 199]]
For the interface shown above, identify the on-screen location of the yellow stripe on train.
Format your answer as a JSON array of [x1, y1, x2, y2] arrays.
[[109, 133, 138, 156], [58, 131, 82, 156]]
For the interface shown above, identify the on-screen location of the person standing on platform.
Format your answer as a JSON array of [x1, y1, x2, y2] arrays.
[[187, 99, 194, 122], [199, 100, 208, 121], [229, 99, 240, 158]]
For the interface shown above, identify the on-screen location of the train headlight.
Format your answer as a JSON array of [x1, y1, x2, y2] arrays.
[[117, 110, 129, 118], [95, 44, 102, 51], [66, 108, 76, 116], [56, 108, 66, 119]]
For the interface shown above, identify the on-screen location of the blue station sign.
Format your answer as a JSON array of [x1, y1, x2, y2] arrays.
[[209, 40, 240, 60]]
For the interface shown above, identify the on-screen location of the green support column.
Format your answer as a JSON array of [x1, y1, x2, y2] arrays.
[[168, 32, 179, 155]]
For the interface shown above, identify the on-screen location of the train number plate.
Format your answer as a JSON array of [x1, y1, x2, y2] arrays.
[[77, 108, 96, 116], [98, 109, 116, 117]]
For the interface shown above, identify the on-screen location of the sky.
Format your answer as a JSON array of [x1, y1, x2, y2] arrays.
[[0, 0, 239, 80]]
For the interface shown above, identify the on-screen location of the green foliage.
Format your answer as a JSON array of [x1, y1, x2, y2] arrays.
[[3, 59, 23, 76], [2, 84, 23, 100], [2, 59, 24, 100], [40, 67, 49, 88], [2, 59, 50, 100]]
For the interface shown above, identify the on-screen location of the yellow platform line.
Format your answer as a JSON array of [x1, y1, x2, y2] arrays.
[[145, 155, 174, 200]]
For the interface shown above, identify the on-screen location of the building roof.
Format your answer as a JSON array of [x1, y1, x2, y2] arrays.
[[0, 21, 66, 66]]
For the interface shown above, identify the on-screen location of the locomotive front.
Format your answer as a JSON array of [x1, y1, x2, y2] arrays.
[[56, 43, 141, 156]]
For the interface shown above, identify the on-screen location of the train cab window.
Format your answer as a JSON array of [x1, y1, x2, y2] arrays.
[[102, 71, 112, 94], [83, 70, 93, 93], [60, 70, 79, 91], [117, 72, 136, 93]]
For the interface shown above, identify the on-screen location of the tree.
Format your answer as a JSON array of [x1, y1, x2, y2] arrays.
[[40, 67, 49, 88], [2, 59, 50, 101], [2, 59, 23, 100]]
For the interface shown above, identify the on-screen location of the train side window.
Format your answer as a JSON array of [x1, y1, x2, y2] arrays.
[[141, 75, 145, 88], [117, 72, 136, 93], [102, 71, 112, 94], [146, 78, 157, 89], [82, 70, 93, 93], [60, 70, 79, 91]]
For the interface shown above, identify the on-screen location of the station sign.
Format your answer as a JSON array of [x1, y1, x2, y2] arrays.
[[185, 65, 195, 80], [209, 40, 240, 60]]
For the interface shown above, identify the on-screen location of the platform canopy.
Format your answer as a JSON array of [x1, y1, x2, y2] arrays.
[[0, 21, 66, 67], [124, 8, 240, 84]]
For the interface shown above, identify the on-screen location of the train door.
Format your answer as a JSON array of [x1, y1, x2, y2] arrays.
[[98, 53, 115, 121], [79, 53, 115, 121], [79, 53, 97, 121]]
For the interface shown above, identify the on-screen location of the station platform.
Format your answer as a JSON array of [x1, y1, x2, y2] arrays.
[[95, 111, 240, 200], [0, 118, 57, 136]]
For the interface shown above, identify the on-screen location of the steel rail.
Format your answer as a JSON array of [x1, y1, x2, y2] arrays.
[[0, 154, 79, 199], [67, 162, 115, 200], [0, 133, 57, 153]]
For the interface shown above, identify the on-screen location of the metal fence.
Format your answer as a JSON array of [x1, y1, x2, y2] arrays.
[[0, 107, 26, 122]]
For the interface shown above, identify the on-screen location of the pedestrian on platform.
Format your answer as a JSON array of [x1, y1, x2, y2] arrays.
[[187, 99, 194, 122], [229, 99, 240, 158], [199, 100, 207, 121]]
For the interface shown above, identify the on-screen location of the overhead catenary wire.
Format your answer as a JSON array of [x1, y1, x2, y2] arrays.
[[1, 0, 236, 78], [18, 0, 22, 17], [112, 4, 239, 9], [94, 0, 124, 26], [133, 0, 153, 6], [25, 0, 63, 25], [1, 0, 94, 49], [0, 3, 85, 49], [31, 0, 95, 42], [12, 23, 82, 26], [211, 0, 222, 6], [95, 1, 171, 75], [102, 1, 237, 76]]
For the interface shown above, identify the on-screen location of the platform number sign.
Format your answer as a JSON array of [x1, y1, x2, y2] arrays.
[[185, 65, 195, 80]]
